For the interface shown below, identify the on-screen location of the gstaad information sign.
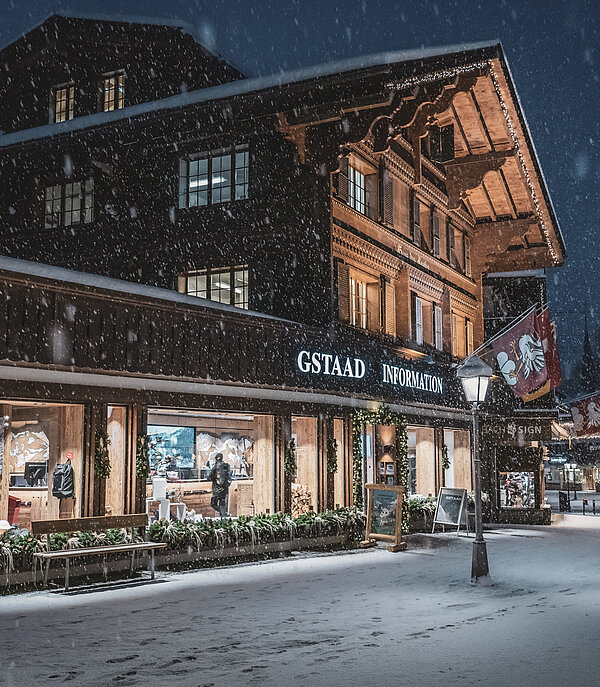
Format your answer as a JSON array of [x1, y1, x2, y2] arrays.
[[295, 350, 445, 396]]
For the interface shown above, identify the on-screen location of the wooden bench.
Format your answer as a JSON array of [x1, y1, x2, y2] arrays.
[[32, 514, 168, 591]]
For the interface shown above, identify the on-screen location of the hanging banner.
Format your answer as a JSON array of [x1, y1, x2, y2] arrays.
[[570, 393, 600, 437], [522, 311, 562, 402], [492, 310, 548, 398]]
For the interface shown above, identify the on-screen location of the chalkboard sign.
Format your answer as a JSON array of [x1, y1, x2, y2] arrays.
[[363, 483, 406, 552], [432, 488, 468, 533]]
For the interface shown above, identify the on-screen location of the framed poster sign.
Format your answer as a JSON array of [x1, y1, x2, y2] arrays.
[[362, 483, 406, 552], [432, 487, 468, 534]]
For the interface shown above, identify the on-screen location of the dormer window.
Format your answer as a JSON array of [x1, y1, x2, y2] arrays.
[[51, 83, 75, 123], [102, 71, 125, 112]]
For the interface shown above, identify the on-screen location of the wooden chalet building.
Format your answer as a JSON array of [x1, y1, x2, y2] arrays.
[[0, 14, 565, 528]]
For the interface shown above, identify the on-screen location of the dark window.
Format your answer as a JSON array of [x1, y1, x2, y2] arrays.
[[102, 71, 125, 112], [51, 84, 74, 123], [429, 125, 454, 162], [181, 266, 249, 309], [179, 145, 249, 208], [44, 180, 94, 228]]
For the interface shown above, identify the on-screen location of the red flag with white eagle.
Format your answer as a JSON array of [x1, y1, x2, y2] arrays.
[[521, 310, 562, 401], [570, 393, 600, 437], [491, 310, 548, 398]]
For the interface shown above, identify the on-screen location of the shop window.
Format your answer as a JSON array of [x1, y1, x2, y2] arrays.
[[499, 471, 535, 508], [44, 180, 94, 228], [179, 265, 249, 309], [178, 145, 249, 208], [6, 402, 84, 529], [146, 409, 274, 518], [291, 416, 318, 515], [101, 70, 125, 112], [50, 83, 75, 123], [105, 406, 128, 516]]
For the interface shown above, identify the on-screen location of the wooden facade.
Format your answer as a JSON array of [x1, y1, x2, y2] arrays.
[[0, 16, 565, 524]]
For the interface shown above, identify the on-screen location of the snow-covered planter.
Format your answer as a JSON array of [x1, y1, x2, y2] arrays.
[[0, 508, 366, 578]]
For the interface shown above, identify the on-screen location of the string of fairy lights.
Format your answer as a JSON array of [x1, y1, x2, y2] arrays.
[[387, 59, 559, 266]]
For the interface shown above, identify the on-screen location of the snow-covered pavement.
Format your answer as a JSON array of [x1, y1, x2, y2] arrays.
[[1, 516, 599, 687]]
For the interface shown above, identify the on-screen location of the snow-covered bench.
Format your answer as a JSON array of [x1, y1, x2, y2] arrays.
[[32, 514, 167, 591]]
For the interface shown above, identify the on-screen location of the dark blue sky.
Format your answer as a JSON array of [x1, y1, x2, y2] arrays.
[[1, 0, 598, 380]]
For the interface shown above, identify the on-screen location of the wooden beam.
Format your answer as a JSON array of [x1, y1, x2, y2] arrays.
[[443, 149, 515, 209]]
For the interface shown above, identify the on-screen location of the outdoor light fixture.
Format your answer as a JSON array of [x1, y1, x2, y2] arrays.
[[456, 355, 493, 584]]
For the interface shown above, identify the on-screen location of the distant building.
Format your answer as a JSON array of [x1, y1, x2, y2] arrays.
[[0, 15, 565, 527]]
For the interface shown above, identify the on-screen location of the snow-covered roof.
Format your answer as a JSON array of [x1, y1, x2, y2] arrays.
[[0, 39, 499, 149], [0, 10, 221, 59], [0, 255, 289, 323]]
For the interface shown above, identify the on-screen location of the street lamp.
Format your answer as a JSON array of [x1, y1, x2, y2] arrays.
[[457, 355, 493, 584]]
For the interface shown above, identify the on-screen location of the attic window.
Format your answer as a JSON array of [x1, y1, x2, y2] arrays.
[[51, 83, 74, 124], [102, 71, 125, 112]]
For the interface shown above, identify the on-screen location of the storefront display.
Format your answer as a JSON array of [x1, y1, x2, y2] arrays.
[[5, 402, 84, 528], [146, 409, 274, 517], [499, 471, 535, 508]]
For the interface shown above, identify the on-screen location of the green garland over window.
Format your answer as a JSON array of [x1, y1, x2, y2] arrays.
[[326, 436, 338, 474], [136, 434, 150, 479], [351, 404, 408, 527], [441, 442, 450, 471], [284, 438, 297, 476], [94, 428, 111, 479]]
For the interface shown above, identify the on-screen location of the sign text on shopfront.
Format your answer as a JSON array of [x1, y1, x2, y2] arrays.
[[297, 351, 366, 378], [382, 363, 444, 394]]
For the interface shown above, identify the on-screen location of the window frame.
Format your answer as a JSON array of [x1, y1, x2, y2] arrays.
[[50, 82, 75, 124], [180, 265, 249, 309], [348, 165, 366, 215], [178, 145, 250, 209], [100, 70, 126, 112], [44, 179, 94, 228]]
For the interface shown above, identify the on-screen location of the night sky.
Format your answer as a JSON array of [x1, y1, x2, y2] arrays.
[[0, 0, 598, 386]]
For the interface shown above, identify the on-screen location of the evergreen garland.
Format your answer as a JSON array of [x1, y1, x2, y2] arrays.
[[326, 436, 338, 474], [351, 404, 408, 530], [136, 434, 150, 479], [441, 442, 450, 471], [284, 438, 297, 476], [94, 428, 111, 479]]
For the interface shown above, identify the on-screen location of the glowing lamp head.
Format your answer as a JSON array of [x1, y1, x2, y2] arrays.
[[456, 355, 493, 404]]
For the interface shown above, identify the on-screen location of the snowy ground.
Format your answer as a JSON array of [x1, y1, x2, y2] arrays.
[[1, 515, 599, 687]]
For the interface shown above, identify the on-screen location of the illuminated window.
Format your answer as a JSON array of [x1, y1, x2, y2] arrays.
[[44, 180, 94, 228], [348, 166, 366, 214], [51, 84, 74, 123], [179, 146, 249, 208], [180, 266, 249, 309], [102, 71, 125, 112], [349, 276, 367, 329]]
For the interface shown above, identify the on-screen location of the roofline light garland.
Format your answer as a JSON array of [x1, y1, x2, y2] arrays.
[[387, 60, 559, 266]]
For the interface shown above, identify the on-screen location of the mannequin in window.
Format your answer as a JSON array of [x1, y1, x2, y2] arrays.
[[209, 453, 232, 518], [52, 457, 76, 519]]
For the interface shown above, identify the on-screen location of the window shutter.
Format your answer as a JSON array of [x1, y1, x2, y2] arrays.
[[433, 211, 440, 257], [367, 281, 381, 332], [384, 279, 396, 337], [382, 170, 394, 226], [178, 159, 188, 209], [336, 157, 349, 203], [365, 173, 378, 220], [466, 319, 474, 354], [464, 235, 471, 277], [447, 222, 455, 265], [434, 305, 443, 351], [415, 296, 423, 344], [412, 192, 421, 246], [337, 262, 350, 323]]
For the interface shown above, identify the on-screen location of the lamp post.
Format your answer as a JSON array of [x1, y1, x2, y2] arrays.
[[457, 355, 493, 583]]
